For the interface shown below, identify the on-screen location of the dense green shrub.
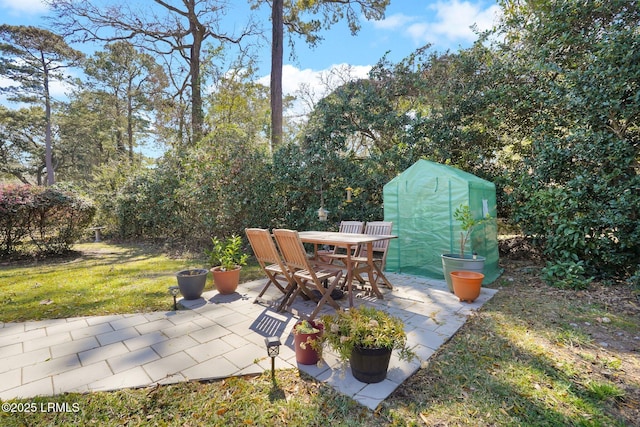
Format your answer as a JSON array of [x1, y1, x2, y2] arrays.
[[114, 131, 274, 246], [499, 0, 640, 282], [0, 183, 95, 255], [0, 183, 33, 254]]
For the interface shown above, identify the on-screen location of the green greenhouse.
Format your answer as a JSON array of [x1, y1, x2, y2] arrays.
[[383, 160, 502, 284]]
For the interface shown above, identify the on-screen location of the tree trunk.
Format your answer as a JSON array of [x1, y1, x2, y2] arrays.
[[190, 18, 204, 144], [127, 79, 134, 162], [42, 53, 55, 186], [271, 0, 284, 150]]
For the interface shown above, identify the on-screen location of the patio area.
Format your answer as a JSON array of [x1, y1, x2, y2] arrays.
[[0, 273, 497, 410]]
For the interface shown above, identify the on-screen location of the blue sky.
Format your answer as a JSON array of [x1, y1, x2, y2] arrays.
[[1, 0, 501, 103]]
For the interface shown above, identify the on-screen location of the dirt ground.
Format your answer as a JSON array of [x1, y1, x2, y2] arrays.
[[497, 238, 640, 424]]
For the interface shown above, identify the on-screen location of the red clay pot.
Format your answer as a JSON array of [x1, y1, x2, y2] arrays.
[[210, 266, 241, 295], [293, 320, 324, 365], [450, 271, 484, 303]]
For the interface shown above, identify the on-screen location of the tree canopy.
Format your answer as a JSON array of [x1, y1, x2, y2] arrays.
[[0, 24, 83, 185], [47, 0, 258, 145], [1, 0, 638, 284]]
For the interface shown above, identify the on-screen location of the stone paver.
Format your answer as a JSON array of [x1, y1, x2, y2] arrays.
[[0, 273, 497, 410]]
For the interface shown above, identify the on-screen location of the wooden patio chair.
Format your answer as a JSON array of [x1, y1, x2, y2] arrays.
[[351, 221, 394, 290], [272, 229, 344, 320], [316, 220, 364, 263], [245, 228, 297, 311]]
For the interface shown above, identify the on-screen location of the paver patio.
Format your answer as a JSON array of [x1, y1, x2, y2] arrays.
[[0, 273, 497, 410]]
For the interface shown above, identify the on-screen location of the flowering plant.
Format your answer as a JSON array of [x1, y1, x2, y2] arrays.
[[293, 319, 323, 352], [321, 306, 415, 363], [293, 319, 321, 335]]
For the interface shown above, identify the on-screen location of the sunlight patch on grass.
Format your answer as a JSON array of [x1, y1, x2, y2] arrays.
[[1, 372, 382, 426], [0, 242, 265, 323], [584, 380, 626, 401], [552, 328, 594, 348], [0, 243, 203, 322]]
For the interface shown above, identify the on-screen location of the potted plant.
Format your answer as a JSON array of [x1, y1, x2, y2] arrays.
[[321, 306, 415, 383], [206, 234, 248, 295], [441, 204, 492, 293], [292, 319, 324, 365], [175, 268, 209, 300], [450, 270, 484, 302]]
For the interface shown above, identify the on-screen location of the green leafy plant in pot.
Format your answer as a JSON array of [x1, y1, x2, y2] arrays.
[[321, 306, 415, 383], [206, 235, 248, 295], [441, 204, 492, 293]]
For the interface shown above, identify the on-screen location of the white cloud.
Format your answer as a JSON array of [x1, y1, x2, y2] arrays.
[[428, 0, 501, 41], [259, 63, 372, 119], [259, 63, 370, 98], [49, 79, 72, 99], [0, 0, 48, 15], [372, 13, 416, 31], [375, 0, 501, 48]]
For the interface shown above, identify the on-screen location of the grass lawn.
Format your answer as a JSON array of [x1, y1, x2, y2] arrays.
[[1, 241, 638, 426], [0, 242, 264, 323]]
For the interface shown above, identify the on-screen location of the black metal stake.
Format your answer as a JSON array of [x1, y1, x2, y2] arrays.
[[271, 356, 276, 381]]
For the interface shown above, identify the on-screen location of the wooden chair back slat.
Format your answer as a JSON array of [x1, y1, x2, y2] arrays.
[[272, 229, 311, 271], [246, 228, 282, 267], [339, 221, 364, 234], [360, 221, 393, 257]]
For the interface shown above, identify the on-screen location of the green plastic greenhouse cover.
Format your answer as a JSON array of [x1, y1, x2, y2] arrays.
[[383, 160, 502, 284]]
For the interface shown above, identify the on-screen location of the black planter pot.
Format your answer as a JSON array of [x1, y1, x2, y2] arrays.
[[175, 269, 209, 300], [349, 346, 392, 383]]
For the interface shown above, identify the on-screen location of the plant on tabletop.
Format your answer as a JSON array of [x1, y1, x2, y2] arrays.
[[206, 234, 249, 294], [321, 305, 415, 383]]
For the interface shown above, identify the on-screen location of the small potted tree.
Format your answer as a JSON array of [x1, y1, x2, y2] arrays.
[[206, 235, 248, 295], [292, 319, 324, 365], [441, 204, 492, 292], [321, 306, 415, 383]]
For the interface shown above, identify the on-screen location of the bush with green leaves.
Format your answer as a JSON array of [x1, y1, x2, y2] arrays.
[[113, 130, 274, 246], [0, 183, 95, 255], [542, 259, 593, 290], [0, 183, 33, 254], [205, 235, 248, 271], [500, 0, 640, 282]]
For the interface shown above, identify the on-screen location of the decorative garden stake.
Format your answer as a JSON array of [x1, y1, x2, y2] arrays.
[[168, 286, 180, 310]]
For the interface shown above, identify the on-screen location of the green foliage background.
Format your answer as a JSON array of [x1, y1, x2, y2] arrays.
[[1, 0, 638, 286], [0, 183, 95, 254]]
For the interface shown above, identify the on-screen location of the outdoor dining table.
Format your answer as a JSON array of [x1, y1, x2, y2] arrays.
[[298, 230, 397, 307]]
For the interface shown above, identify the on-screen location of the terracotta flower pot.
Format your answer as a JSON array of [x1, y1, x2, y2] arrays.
[[211, 266, 241, 295], [450, 271, 484, 303], [293, 320, 324, 365], [441, 254, 485, 293]]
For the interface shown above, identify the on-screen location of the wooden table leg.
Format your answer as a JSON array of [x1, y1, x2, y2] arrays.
[[345, 247, 354, 307], [365, 242, 384, 298]]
